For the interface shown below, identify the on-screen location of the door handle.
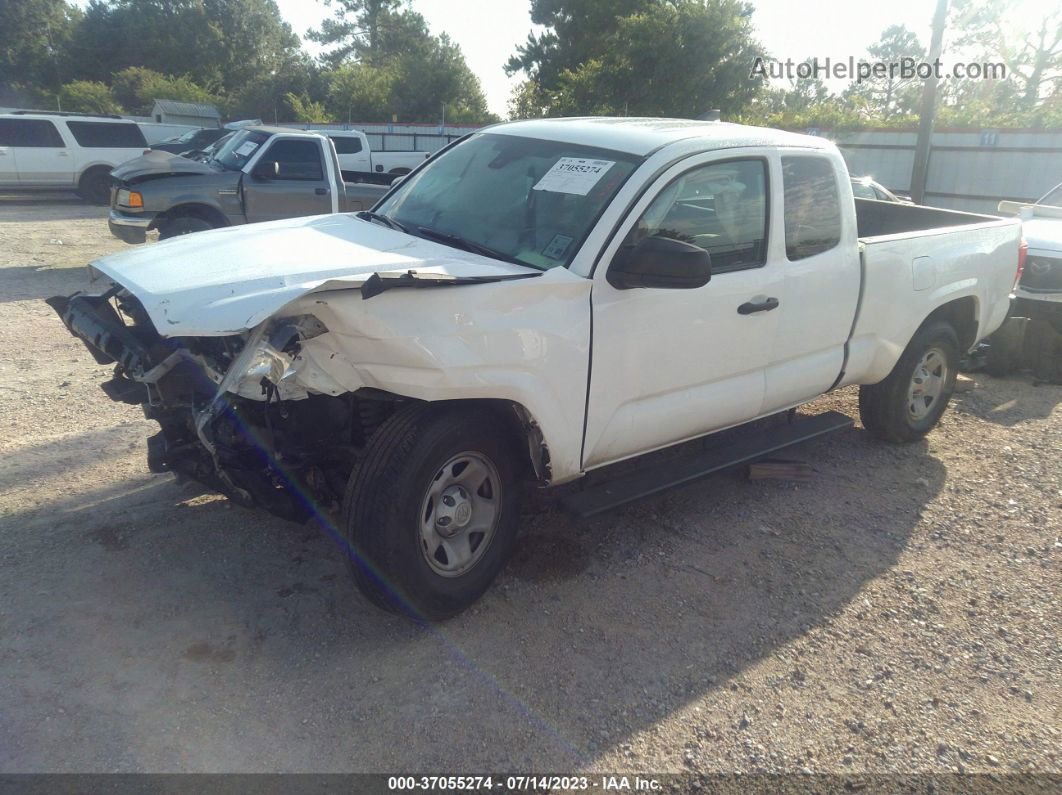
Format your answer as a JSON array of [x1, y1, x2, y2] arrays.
[[58, 151, 70, 157], [737, 297, 779, 315], [315, 187, 329, 195]]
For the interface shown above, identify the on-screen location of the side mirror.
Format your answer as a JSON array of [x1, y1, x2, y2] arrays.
[[607, 235, 712, 290], [997, 200, 1026, 216], [390, 174, 406, 187], [254, 160, 279, 179]]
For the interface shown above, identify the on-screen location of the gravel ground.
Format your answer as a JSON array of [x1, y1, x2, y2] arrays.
[[0, 196, 1059, 776]]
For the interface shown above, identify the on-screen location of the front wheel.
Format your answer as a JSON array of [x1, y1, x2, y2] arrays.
[[158, 216, 214, 240], [859, 321, 959, 443], [341, 405, 522, 620]]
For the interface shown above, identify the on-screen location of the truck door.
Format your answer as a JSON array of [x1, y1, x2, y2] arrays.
[[760, 154, 861, 412], [583, 152, 783, 469], [243, 137, 337, 223]]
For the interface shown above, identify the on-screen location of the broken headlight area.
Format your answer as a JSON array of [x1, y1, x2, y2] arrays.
[[228, 315, 329, 400], [48, 287, 397, 522]]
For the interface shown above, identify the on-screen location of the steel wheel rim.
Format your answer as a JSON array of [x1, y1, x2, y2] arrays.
[[907, 346, 948, 420], [419, 451, 501, 578]]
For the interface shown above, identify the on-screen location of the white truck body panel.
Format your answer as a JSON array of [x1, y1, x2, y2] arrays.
[[840, 221, 1017, 387]]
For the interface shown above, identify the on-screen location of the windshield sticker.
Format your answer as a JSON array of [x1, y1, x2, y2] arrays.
[[234, 141, 259, 157], [542, 233, 574, 260], [533, 157, 615, 196]]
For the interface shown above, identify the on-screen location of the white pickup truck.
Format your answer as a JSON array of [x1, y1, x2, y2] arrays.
[[49, 118, 1021, 619], [308, 128, 430, 184]]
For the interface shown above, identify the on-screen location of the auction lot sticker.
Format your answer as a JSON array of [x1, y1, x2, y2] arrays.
[[534, 157, 615, 195]]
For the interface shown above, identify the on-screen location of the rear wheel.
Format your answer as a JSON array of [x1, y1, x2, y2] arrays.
[[158, 216, 214, 240], [76, 168, 112, 204], [341, 405, 522, 620], [859, 321, 959, 443]]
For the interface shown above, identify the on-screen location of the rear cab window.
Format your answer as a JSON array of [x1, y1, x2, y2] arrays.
[[329, 135, 363, 155], [0, 118, 65, 147], [65, 121, 147, 148], [782, 155, 842, 260]]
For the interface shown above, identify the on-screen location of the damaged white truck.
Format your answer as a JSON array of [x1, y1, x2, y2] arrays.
[[49, 118, 1022, 619]]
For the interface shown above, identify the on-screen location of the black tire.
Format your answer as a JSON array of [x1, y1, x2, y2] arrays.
[[859, 320, 959, 443], [984, 316, 1028, 377], [76, 168, 112, 205], [341, 404, 523, 620], [158, 216, 214, 240]]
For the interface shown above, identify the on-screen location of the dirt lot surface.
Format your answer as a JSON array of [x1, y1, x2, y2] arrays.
[[0, 196, 1059, 776]]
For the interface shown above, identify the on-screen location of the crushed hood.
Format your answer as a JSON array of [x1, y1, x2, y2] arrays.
[[110, 150, 218, 181], [90, 213, 538, 336]]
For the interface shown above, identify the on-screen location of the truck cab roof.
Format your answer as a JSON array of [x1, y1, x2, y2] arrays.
[[488, 117, 837, 156]]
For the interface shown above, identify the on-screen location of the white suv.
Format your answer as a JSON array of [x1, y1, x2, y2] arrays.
[[0, 112, 149, 203]]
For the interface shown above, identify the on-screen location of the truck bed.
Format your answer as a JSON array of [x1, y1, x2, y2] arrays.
[[840, 198, 1021, 387], [855, 197, 1000, 239]]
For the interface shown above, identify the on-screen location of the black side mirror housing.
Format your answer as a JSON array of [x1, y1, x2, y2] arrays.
[[254, 160, 279, 179], [607, 235, 712, 290]]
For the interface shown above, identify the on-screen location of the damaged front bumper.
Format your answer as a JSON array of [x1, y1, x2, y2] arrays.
[[48, 288, 383, 523], [108, 209, 155, 244]]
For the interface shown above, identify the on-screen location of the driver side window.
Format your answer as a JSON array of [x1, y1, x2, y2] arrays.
[[261, 139, 324, 181], [633, 159, 768, 273]]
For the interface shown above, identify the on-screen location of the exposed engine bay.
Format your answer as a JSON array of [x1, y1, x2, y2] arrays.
[[47, 287, 399, 522]]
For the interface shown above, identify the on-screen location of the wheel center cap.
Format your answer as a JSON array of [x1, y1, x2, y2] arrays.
[[437, 485, 473, 535]]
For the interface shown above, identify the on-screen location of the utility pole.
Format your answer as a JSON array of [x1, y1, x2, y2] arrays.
[[910, 0, 948, 205]]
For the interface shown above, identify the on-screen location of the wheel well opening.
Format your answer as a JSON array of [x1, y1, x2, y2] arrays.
[[434, 399, 550, 485], [925, 296, 979, 351], [160, 203, 228, 229]]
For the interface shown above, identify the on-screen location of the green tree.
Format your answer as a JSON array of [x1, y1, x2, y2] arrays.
[[312, 2, 493, 123], [507, 80, 550, 120], [0, 0, 81, 93], [285, 92, 334, 122], [226, 53, 326, 122], [951, 0, 1061, 111], [307, 0, 403, 66], [57, 79, 122, 113], [506, 0, 652, 91], [509, 0, 766, 118], [853, 25, 925, 119], [110, 67, 219, 115], [69, 0, 300, 95]]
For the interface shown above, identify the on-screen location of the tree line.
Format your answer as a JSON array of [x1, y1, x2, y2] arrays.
[[0, 0, 496, 123], [1, 0, 1058, 128], [508, 0, 1060, 128]]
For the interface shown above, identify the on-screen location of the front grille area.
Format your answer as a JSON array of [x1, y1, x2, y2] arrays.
[[1020, 256, 1062, 293]]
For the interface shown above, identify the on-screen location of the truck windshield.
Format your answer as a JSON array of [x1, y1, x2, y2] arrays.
[[212, 129, 271, 171], [375, 133, 643, 270]]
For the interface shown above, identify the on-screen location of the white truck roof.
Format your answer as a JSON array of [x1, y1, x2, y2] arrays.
[[488, 117, 837, 156]]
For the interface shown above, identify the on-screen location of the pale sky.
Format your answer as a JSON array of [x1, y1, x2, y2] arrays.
[[71, 0, 1057, 117]]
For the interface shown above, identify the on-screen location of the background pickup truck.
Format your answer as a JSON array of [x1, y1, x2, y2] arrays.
[[50, 117, 1022, 620], [308, 128, 430, 184], [107, 126, 390, 242], [988, 182, 1062, 379]]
